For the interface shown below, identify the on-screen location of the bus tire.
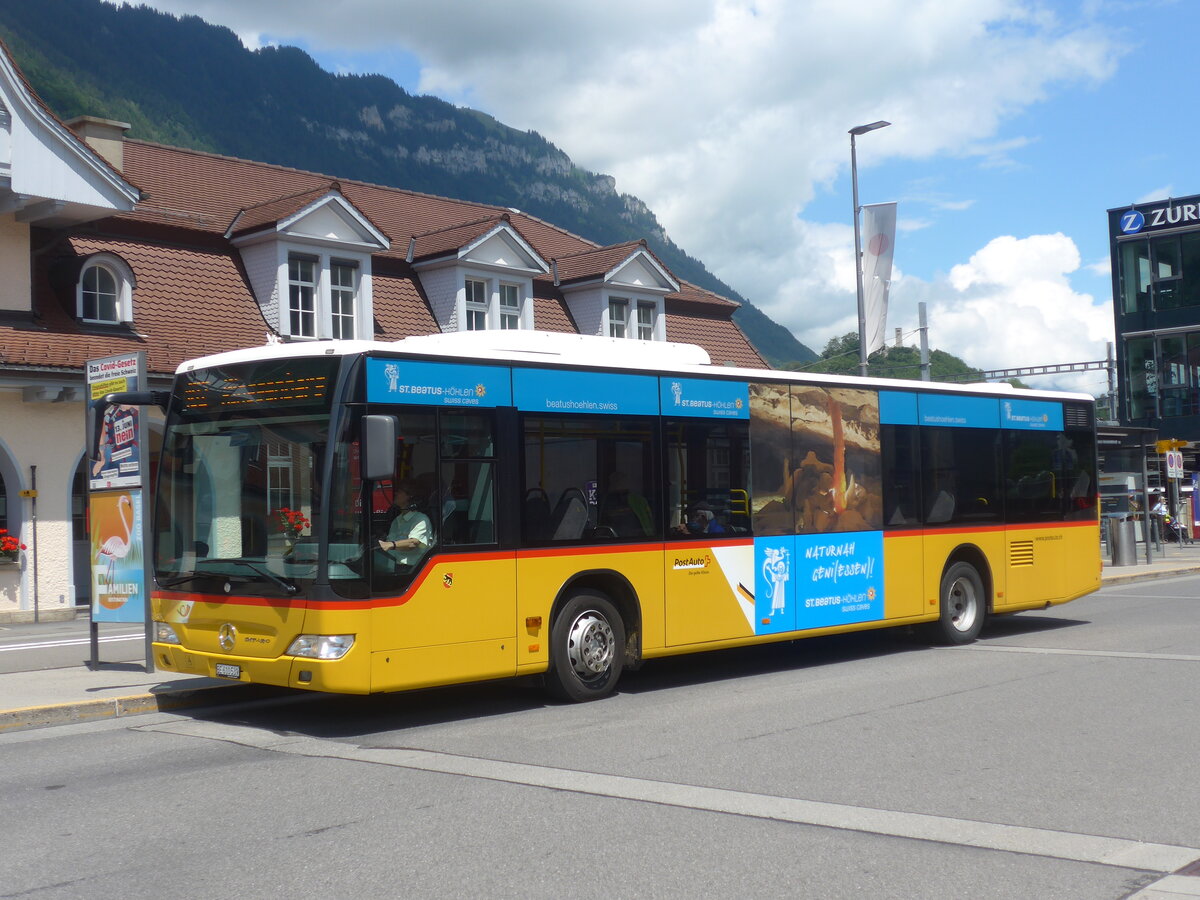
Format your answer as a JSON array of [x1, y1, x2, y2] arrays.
[[933, 561, 986, 644], [545, 592, 625, 702]]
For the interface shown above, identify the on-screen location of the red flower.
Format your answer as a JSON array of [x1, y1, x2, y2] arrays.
[[274, 507, 311, 535]]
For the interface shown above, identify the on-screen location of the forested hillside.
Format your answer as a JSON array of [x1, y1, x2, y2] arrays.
[[0, 0, 816, 364]]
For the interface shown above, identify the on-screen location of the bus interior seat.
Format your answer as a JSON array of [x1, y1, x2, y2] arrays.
[[551, 489, 589, 540], [523, 488, 552, 541], [926, 490, 955, 524]]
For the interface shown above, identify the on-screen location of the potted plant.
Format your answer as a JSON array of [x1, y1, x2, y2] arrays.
[[274, 507, 310, 553], [0, 529, 25, 564]]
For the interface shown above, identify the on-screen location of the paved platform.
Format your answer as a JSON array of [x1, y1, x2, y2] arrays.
[[2, 542, 1199, 736]]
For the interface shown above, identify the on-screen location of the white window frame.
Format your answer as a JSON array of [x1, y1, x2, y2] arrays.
[[76, 254, 134, 325], [465, 277, 488, 331], [608, 297, 629, 338], [606, 293, 663, 341], [278, 246, 370, 341], [457, 271, 533, 332], [330, 259, 358, 340], [499, 282, 522, 330], [636, 301, 656, 341], [288, 254, 318, 338]]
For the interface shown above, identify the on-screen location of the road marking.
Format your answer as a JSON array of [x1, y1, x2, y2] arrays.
[[0, 634, 143, 654], [141, 719, 1200, 874], [950, 645, 1200, 663]]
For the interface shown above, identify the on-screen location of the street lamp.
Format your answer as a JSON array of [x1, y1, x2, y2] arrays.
[[850, 120, 891, 377]]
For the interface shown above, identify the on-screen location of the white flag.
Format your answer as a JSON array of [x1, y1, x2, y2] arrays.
[[861, 201, 897, 358]]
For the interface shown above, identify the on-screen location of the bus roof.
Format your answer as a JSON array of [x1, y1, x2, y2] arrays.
[[176, 332, 1095, 403]]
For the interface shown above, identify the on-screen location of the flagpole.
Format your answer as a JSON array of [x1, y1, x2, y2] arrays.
[[849, 120, 890, 378]]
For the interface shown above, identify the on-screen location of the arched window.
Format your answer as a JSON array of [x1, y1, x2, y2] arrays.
[[76, 255, 134, 324], [81, 264, 118, 321]]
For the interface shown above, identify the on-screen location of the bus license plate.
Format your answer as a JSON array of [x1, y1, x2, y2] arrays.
[[214, 663, 241, 680]]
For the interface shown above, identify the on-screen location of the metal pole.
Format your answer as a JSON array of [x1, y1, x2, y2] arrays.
[[30, 465, 38, 623], [919, 302, 931, 381], [1106, 341, 1116, 419], [851, 131, 868, 378]]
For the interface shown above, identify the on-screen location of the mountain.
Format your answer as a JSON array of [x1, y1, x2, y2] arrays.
[[0, 0, 816, 365]]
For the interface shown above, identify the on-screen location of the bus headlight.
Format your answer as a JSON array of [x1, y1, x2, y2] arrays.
[[155, 622, 181, 645], [287, 634, 355, 660]]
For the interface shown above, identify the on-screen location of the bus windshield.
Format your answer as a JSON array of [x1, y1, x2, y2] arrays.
[[153, 358, 339, 596]]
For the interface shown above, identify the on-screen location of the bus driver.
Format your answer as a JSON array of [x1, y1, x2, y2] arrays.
[[377, 479, 432, 568]]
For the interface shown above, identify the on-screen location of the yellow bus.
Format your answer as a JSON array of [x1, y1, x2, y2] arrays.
[[146, 332, 1100, 701]]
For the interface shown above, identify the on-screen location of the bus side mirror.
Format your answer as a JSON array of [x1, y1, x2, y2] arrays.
[[361, 415, 397, 482]]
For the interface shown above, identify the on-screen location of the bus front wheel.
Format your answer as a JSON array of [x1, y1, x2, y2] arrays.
[[546, 592, 625, 702], [933, 561, 986, 644]]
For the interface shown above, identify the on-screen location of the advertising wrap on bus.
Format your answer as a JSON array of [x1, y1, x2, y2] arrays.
[[150, 337, 1101, 703]]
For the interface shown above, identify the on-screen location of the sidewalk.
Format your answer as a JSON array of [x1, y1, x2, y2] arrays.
[[3, 543, 1200, 735]]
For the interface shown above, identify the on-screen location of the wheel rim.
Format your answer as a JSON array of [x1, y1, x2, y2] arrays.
[[565, 610, 615, 679], [947, 575, 979, 633]]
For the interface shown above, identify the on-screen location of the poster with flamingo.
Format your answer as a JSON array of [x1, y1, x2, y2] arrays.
[[89, 489, 145, 623]]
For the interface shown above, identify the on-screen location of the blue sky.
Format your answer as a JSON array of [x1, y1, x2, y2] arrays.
[[125, 0, 1199, 394]]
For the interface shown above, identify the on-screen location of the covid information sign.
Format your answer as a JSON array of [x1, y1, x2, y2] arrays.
[[85, 352, 151, 668]]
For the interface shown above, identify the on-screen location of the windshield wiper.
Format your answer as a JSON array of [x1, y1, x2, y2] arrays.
[[222, 560, 299, 595], [159, 560, 298, 595], [159, 572, 204, 589]]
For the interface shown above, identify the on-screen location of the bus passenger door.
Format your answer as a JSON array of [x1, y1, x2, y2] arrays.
[[665, 539, 756, 646], [368, 406, 517, 691]]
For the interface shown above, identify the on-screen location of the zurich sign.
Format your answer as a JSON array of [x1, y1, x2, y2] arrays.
[[1120, 210, 1145, 234]]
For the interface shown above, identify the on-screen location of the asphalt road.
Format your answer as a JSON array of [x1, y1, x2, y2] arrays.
[[0, 619, 145, 673], [2, 575, 1199, 899]]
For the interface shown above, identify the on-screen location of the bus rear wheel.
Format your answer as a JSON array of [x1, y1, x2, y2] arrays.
[[933, 561, 986, 644], [545, 592, 625, 702]]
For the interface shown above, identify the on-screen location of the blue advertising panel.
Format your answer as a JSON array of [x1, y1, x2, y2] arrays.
[[752, 532, 886, 634], [879, 390, 918, 426], [1001, 398, 1063, 431], [90, 489, 146, 624], [917, 394, 999, 429], [366, 357, 512, 407], [513, 368, 659, 415], [794, 531, 884, 629], [660, 377, 749, 419], [754, 537, 796, 634]]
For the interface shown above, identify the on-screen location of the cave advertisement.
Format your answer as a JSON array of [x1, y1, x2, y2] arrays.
[[749, 384, 885, 634]]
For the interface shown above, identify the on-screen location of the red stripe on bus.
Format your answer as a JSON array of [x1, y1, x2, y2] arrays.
[[155, 520, 1095, 611]]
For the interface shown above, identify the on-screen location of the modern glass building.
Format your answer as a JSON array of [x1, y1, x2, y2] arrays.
[[1110, 193, 1200, 439]]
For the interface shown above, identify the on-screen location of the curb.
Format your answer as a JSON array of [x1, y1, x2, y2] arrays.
[[1101, 564, 1200, 586], [0, 683, 292, 734]]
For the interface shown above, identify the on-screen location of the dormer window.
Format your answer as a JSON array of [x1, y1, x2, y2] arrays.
[[606, 295, 662, 341], [499, 283, 521, 330], [465, 278, 488, 330], [609, 298, 629, 338], [330, 261, 357, 339], [459, 275, 530, 331], [556, 242, 675, 342], [408, 216, 548, 335], [636, 301, 656, 340], [77, 254, 134, 325], [288, 255, 317, 337], [227, 186, 387, 343]]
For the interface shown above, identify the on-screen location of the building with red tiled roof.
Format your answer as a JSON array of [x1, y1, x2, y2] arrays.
[[0, 43, 764, 622]]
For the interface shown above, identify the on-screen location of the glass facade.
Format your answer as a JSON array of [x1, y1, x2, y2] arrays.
[[1114, 196, 1200, 432]]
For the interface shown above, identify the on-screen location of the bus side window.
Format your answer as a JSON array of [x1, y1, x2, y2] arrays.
[[921, 427, 1002, 525], [665, 419, 752, 537], [439, 410, 497, 546], [881, 425, 922, 527], [522, 415, 659, 544]]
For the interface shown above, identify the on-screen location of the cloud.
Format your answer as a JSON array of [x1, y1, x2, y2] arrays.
[[124, 0, 1121, 392], [898, 233, 1114, 393]]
